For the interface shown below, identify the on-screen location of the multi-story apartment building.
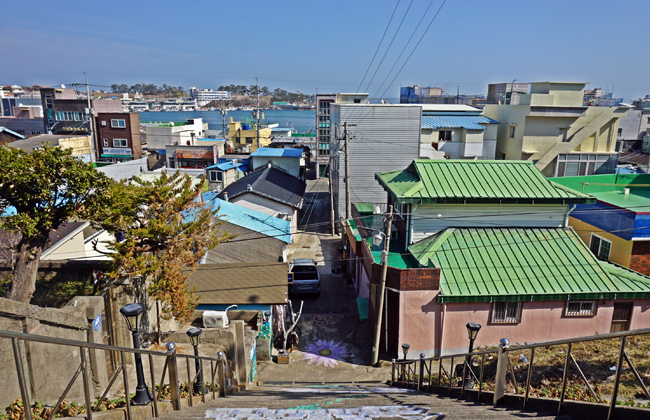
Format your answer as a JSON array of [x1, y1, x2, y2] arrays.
[[189, 87, 231, 107], [483, 82, 630, 177], [315, 93, 369, 178], [95, 112, 142, 161]]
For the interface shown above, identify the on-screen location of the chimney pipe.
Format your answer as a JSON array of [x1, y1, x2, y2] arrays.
[[223, 192, 229, 201]]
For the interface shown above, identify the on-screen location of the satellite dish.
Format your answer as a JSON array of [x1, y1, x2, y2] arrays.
[[61, 84, 66, 89]]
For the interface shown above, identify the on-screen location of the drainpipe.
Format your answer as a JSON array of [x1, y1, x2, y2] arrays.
[[564, 204, 576, 227], [439, 301, 447, 357]]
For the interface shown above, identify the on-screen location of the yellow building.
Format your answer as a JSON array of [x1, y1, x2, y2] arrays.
[[228, 117, 272, 152], [484, 82, 630, 177], [8, 134, 94, 162]]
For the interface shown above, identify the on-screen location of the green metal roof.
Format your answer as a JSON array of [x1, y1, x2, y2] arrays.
[[376, 160, 595, 204], [407, 227, 650, 303], [552, 174, 650, 212]]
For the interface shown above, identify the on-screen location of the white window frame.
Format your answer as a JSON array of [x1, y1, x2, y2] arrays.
[[103, 138, 108, 147], [589, 234, 611, 261], [565, 300, 596, 316], [101, 120, 107, 126], [111, 119, 126, 128], [112, 138, 128, 147], [491, 301, 521, 323]]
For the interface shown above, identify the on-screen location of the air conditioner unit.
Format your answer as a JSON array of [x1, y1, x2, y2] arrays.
[[202, 305, 237, 328]]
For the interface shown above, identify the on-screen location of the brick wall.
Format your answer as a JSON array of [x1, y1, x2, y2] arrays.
[[630, 241, 650, 276]]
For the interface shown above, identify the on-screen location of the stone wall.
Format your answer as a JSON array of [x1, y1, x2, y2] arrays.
[[0, 296, 108, 408]]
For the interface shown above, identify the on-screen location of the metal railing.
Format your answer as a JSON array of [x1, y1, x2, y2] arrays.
[[391, 327, 650, 420], [1, 329, 235, 420]]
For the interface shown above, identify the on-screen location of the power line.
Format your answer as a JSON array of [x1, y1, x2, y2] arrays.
[[356, 0, 402, 94]]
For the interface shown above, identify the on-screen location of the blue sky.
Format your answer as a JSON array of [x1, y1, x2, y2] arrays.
[[2, 0, 648, 100]]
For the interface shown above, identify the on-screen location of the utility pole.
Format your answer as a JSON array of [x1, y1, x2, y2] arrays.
[[371, 205, 393, 366], [69, 73, 97, 162], [344, 121, 351, 220], [256, 77, 260, 150]]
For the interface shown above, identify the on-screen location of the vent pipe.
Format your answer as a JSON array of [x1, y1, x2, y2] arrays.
[[623, 188, 630, 195], [223, 192, 229, 201]]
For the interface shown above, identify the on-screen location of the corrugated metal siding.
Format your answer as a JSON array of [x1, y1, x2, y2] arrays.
[[331, 104, 422, 218], [410, 204, 568, 243]]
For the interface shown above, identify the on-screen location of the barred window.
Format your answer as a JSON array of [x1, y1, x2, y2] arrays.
[[566, 300, 596, 316], [492, 301, 521, 323]]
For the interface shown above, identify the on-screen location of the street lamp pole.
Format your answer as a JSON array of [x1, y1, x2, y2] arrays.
[[464, 322, 482, 389], [186, 327, 205, 394], [371, 205, 394, 366], [120, 303, 153, 405]]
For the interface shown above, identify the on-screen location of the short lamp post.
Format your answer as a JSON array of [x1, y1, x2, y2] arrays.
[[186, 327, 205, 394], [464, 322, 482, 389], [401, 343, 410, 361], [120, 303, 153, 405]]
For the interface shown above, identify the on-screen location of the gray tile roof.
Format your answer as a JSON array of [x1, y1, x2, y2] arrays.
[[217, 165, 305, 209], [184, 262, 288, 305]]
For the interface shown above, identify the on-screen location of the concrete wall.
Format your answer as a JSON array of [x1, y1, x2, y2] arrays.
[[0, 297, 107, 408], [397, 292, 650, 357], [251, 157, 301, 179]]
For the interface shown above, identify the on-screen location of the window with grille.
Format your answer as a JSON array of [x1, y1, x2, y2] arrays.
[[565, 300, 596, 316], [492, 301, 521, 323]]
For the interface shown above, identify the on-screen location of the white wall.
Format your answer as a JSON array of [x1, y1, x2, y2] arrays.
[[251, 157, 301, 179], [410, 203, 569, 244]]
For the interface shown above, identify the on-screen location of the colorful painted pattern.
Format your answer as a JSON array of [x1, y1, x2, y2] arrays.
[[205, 405, 438, 419], [303, 340, 350, 367]]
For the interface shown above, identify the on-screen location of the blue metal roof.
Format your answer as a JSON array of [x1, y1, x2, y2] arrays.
[[203, 194, 291, 243], [250, 147, 303, 158], [421, 116, 500, 130], [205, 161, 247, 171], [0, 127, 26, 139]]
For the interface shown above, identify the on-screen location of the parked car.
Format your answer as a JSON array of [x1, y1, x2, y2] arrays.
[[288, 258, 320, 295]]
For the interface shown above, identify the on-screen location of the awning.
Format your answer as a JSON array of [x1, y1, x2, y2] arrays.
[[101, 154, 133, 158]]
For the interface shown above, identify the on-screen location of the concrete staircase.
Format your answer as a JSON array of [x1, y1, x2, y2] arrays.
[[534, 106, 620, 172], [150, 383, 569, 419]]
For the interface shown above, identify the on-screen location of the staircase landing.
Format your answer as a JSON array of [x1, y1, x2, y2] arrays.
[[152, 383, 568, 419]]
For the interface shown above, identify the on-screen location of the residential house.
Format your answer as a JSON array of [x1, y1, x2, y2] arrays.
[[216, 165, 305, 235], [142, 118, 207, 151], [0, 127, 26, 145], [9, 134, 94, 162], [0, 116, 44, 137], [341, 159, 650, 357], [315, 93, 369, 177], [228, 117, 272, 153], [483, 82, 630, 177], [202, 195, 290, 263], [249, 147, 304, 180], [39, 87, 123, 154], [95, 112, 142, 161], [552, 174, 650, 275], [485, 82, 529, 105], [419, 104, 500, 160], [204, 158, 249, 192]]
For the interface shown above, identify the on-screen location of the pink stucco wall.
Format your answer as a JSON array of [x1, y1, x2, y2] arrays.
[[399, 291, 650, 358]]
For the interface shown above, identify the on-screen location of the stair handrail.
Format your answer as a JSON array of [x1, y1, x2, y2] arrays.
[[391, 326, 650, 420], [0, 329, 226, 420]]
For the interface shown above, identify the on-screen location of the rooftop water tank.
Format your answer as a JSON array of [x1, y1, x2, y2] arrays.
[[242, 123, 249, 130]]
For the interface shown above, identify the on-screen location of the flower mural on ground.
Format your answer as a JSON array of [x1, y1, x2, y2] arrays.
[[303, 339, 350, 367]]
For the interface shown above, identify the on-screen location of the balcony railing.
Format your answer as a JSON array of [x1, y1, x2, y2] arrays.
[[391, 327, 650, 420]]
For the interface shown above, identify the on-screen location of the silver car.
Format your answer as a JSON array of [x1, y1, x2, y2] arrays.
[[289, 258, 320, 295]]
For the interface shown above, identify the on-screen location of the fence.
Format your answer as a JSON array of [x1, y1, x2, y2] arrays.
[[391, 327, 650, 420], [0, 329, 236, 420]]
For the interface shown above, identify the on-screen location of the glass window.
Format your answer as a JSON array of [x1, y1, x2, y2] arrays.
[[103, 139, 108, 147], [439, 131, 452, 141], [111, 119, 126, 128], [565, 162, 579, 176], [590, 235, 611, 260], [492, 301, 521, 323], [509, 126, 516, 138], [112, 139, 128, 147], [567, 154, 580, 161], [566, 300, 596, 316]]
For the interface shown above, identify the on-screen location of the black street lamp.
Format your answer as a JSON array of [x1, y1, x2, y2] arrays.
[[401, 343, 410, 361], [186, 327, 205, 394], [120, 303, 153, 405], [464, 322, 482, 389]]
